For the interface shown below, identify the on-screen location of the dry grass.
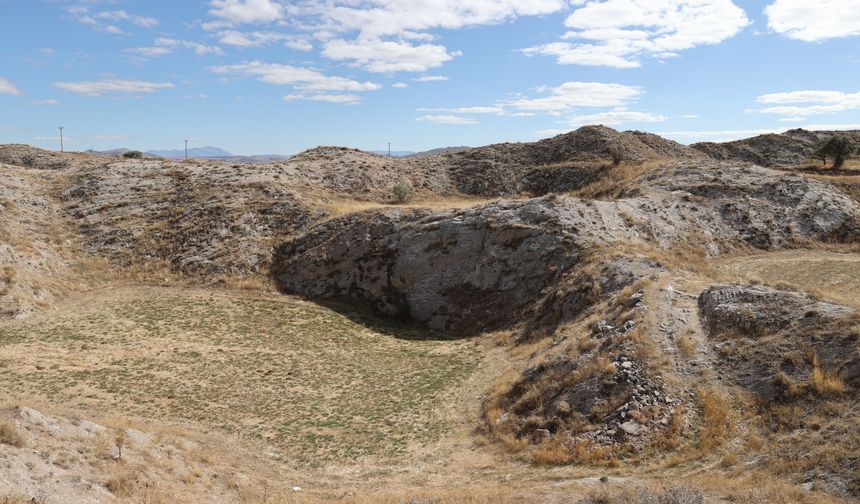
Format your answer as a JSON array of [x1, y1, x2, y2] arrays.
[[0, 287, 480, 465], [105, 468, 139, 497], [696, 386, 733, 451], [0, 418, 24, 447], [809, 354, 846, 396], [716, 249, 860, 308], [566, 160, 663, 200]]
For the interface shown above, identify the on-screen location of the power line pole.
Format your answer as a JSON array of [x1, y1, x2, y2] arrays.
[[388, 142, 391, 157], [184, 139, 188, 161], [58, 127, 64, 153]]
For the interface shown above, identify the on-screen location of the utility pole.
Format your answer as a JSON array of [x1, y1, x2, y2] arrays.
[[58, 127, 64, 153], [184, 139, 188, 161], [388, 142, 391, 157]]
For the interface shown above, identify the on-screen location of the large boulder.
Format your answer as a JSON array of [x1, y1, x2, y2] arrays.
[[699, 284, 859, 400]]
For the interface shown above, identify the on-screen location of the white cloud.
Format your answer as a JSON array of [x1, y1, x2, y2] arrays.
[[66, 5, 158, 33], [323, 38, 456, 73], [32, 99, 61, 106], [505, 82, 643, 112], [417, 106, 503, 114], [565, 110, 667, 127], [753, 90, 860, 116], [415, 114, 479, 125], [124, 46, 174, 58], [209, 0, 284, 25], [414, 75, 449, 82], [524, 0, 750, 68], [765, 0, 860, 42], [0, 78, 22, 96], [97, 10, 158, 28], [284, 38, 314, 51], [217, 30, 286, 47], [682, 114, 699, 119], [211, 61, 381, 93], [658, 128, 784, 143], [155, 37, 224, 56], [391, 82, 408, 88], [54, 79, 175, 96], [283, 93, 363, 104], [126, 38, 224, 60], [207, 1, 566, 73]]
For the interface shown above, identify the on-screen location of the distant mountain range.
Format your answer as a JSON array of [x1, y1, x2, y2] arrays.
[[93, 145, 471, 162], [93, 146, 291, 163]]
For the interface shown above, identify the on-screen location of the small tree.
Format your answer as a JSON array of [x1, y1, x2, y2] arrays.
[[815, 136, 855, 168], [608, 146, 623, 167], [123, 150, 144, 160]]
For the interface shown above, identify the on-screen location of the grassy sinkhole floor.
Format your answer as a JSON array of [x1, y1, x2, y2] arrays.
[[0, 287, 481, 465]]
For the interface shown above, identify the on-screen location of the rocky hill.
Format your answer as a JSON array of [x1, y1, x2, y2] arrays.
[[1, 127, 859, 502], [693, 128, 860, 167]]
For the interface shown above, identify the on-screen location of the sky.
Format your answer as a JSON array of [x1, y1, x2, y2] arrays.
[[1, 0, 860, 155]]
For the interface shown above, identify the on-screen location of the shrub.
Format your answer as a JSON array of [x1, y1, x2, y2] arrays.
[[0, 419, 24, 447], [20, 155, 35, 167], [123, 150, 144, 160], [609, 146, 624, 167], [392, 184, 413, 203], [815, 136, 855, 168]]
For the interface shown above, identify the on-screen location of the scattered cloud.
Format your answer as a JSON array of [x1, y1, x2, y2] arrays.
[[765, 0, 860, 42], [217, 30, 287, 47], [415, 114, 479, 125], [414, 75, 449, 82], [565, 110, 666, 127], [54, 79, 175, 97], [323, 39, 457, 73], [32, 99, 62, 106], [208, 0, 284, 26], [96, 10, 158, 28], [65, 4, 158, 34], [417, 106, 503, 114], [682, 114, 699, 119], [284, 93, 363, 104], [204, 1, 567, 73], [752, 90, 860, 116], [125, 38, 224, 60], [0, 78, 22, 96], [524, 0, 750, 68], [124, 46, 174, 59], [658, 128, 783, 142], [156, 37, 224, 56], [210, 61, 381, 100], [284, 38, 314, 52], [391, 82, 408, 88], [504, 82, 643, 112]]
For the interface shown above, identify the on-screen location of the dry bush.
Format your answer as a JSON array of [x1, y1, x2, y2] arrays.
[[567, 160, 662, 200], [0, 419, 24, 447], [696, 386, 733, 451], [677, 334, 696, 358], [105, 469, 139, 497], [809, 353, 845, 396]]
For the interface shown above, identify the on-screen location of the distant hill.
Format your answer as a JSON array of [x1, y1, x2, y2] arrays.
[[147, 146, 233, 159], [369, 150, 416, 157], [406, 146, 470, 158]]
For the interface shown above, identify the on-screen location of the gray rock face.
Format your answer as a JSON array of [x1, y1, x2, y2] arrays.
[[274, 163, 860, 335], [699, 284, 859, 399], [275, 201, 581, 335]]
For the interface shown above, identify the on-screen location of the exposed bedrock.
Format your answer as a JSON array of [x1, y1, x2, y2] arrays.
[[699, 284, 859, 400], [274, 163, 860, 335]]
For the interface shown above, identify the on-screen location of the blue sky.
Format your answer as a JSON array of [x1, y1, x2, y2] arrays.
[[1, 0, 859, 155]]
